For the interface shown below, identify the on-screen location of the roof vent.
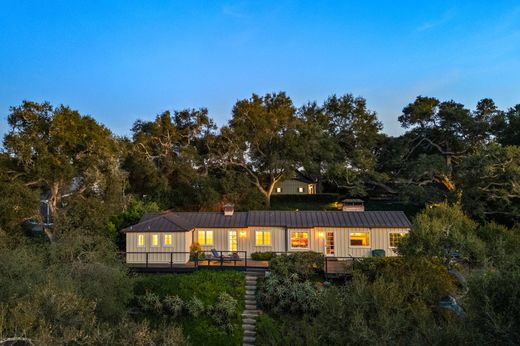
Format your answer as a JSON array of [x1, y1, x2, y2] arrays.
[[341, 199, 365, 212], [223, 203, 234, 217]]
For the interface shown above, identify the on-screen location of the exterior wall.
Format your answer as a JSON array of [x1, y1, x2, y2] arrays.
[[125, 227, 409, 263], [194, 227, 287, 256], [312, 227, 410, 257], [125, 232, 190, 264], [273, 179, 316, 195]]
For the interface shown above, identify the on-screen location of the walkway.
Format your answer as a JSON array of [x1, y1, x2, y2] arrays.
[[242, 269, 264, 346]]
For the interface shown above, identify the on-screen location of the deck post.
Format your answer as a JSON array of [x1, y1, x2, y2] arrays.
[[170, 252, 173, 268], [220, 251, 223, 267], [195, 251, 198, 269], [245, 251, 247, 268], [325, 257, 328, 274], [146, 252, 148, 268]]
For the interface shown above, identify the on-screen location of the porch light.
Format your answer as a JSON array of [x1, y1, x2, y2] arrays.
[[240, 231, 247, 238], [318, 231, 324, 238]]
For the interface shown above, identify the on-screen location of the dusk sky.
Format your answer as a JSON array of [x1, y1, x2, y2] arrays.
[[1, 1, 519, 138]]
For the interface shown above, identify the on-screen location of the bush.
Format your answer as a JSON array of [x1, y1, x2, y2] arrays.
[[251, 251, 276, 261], [257, 274, 322, 314], [209, 292, 238, 328], [164, 295, 184, 318], [139, 292, 163, 313], [185, 296, 205, 317], [270, 251, 324, 280]]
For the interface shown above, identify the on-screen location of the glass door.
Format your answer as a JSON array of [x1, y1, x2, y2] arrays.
[[325, 231, 335, 256], [228, 231, 237, 252]]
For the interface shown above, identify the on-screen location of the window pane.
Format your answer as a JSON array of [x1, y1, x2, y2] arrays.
[[198, 231, 205, 245], [291, 231, 309, 248], [206, 231, 213, 245], [350, 232, 369, 246], [390, 233, 405, 247], [264, 231, 271, 245], [138, 234, 144, 246], [255, 231, 263, 245], [152, 234, 159, 246], [164, 234, 172, 246]]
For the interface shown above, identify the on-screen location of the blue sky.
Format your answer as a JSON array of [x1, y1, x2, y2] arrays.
[[1, 1, 519, 137]]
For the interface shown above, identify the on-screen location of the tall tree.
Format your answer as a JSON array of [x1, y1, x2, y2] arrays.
[[492, 104, 520, 146], [218, 92, 299, 207], [127, 108, 217, 209], [3, 101, 123, 241], [322, 94, 383, 195]]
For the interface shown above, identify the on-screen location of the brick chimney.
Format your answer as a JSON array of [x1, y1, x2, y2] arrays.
[[223, 203, 235, 216], [341, 199, 365, 212]]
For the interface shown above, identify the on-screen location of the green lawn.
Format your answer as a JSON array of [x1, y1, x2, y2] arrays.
[[134, 270, 245, 345]]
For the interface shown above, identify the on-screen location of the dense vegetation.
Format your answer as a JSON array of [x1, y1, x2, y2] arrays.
[[255, 205, 520, 345], [0, 92, 519, 344]]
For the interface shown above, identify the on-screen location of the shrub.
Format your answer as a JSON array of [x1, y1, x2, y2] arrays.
[[189, 242, 206, 261], [251, 251, 276, 261], [185, 296, 205, 317], [163, 295, 184, 318], [270, 251, 324, 280], [138, 292, 162, 313], [257, 274, 322, 314], [209, 292, 238, 328]]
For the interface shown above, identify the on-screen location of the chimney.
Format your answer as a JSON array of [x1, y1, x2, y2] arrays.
[[223, 203, 235, 216], [341, 199, 365, 212]]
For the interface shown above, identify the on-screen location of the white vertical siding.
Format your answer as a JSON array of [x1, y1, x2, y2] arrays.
[[125, 232, 190, 264]]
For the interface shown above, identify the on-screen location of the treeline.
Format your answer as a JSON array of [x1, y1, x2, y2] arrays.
[[1, 92, 519, 242]]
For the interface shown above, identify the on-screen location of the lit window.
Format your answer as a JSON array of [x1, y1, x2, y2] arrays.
[[137, 234, 145, 247], [389, 233, 406, 247], [350, 232, 369, 247], [198, 230, 214, 245], [255, 231, 271, 246], [151, 234, 159, 247], [290, 231, 309, 248], [164, 234, 173, 246], [276, 187, 282, 193], [298, 187, 304, 193]]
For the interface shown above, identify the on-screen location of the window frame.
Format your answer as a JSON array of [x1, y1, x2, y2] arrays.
[[137, 233, 145, 247], [389, 232, 407, 248], [164, 233, 173, 247], [255, 230, 272, 246], [151, 234, 160, 247], [290, 230, 310, 249], [349, 231, 370, 248], [198, 230, 214, 246]]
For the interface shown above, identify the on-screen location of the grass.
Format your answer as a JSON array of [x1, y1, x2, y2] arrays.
[[133, 270, 245, 346]]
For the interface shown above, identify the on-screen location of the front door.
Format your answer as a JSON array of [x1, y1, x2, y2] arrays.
[[325, 231, 335, 256], [228, 231, 237, 252]]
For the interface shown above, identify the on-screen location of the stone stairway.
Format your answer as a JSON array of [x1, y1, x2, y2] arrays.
[[242, 269, 264, 346]]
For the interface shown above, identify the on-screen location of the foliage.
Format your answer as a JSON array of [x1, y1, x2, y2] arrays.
[[269, 251, 324, 280], [257, 274, 323, 315], [251, 251, 276, 261], [457, 144, 520, 225], [398, 203, 486, 265]]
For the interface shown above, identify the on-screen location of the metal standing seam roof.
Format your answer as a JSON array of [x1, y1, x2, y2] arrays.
[[122, 210, 411, 232]]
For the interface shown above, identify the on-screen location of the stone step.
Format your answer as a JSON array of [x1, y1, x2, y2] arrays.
[[245, 286, 256, 290], [244, 330, 256, 337], [245, 276, 258, 280], [243, 336, 256, 343], [245, 304, 257, 310], [242, 312, 259, 318], [243, 323, 255, 331], [245, 289, 255, 294], [245, 300, 256, 305], [243, 318, 256, 325], [243, 343, 254, 346]]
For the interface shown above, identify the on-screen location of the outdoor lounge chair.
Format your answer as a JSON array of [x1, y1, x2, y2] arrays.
[[206, 249, 240, 265]]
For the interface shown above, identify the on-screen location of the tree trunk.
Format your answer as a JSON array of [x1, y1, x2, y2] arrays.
[[44, 181, 61, 242]]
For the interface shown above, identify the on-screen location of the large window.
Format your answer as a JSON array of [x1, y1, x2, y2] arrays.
[[255, 230, 271, 246], [389, 232, 406, 247], [151, 234, 159, 247], [137, 234, 145, 247], [350, 232, 369, 247], [290, 231, 309, 249], [164, 234, 173, 246], [198, 230, 214, 245]]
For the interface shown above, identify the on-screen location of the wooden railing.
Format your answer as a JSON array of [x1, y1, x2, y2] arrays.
[[124, 250, 248, 269]]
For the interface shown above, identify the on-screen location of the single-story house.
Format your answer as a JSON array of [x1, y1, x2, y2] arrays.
[[122, 202, 411, 265]]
